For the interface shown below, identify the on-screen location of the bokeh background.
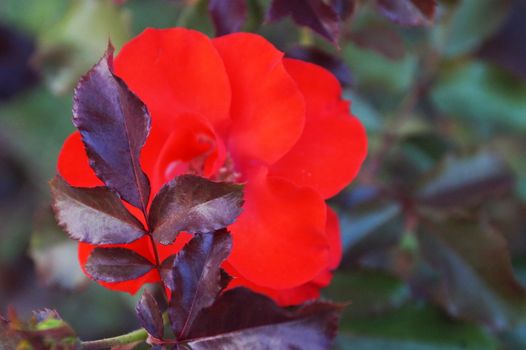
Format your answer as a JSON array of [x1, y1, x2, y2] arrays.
[[1, 0, 525, 348]]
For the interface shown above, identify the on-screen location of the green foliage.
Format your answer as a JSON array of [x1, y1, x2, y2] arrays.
[[336, 304, 498, 350], [433, 0, 511, 57], [431, 61, 526, 131]]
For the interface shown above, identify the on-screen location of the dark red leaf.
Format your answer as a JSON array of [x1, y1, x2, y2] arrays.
[[417, 218, 526, 329], [162, 256, 230, 292], [376, 0, 436, 26], [50, 175, 146, 244], [149, 175, 243, 245], [416, 152, 515, 208], [72, 44, 151, 211], [136, 290, 164, 339], [266, 0, 341, 43], [478, 0, 526, 80], [285, 46, 352, 86], [183, 288, 343, 349], [169, 231, 232, 339], [0, 24, 37, 100], [209, 0, 247, 36], [160, 254, 177, 290], [85, 247, 154, 283]]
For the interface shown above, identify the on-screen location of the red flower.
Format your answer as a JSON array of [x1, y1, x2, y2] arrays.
[[57, 28, 367, 305]]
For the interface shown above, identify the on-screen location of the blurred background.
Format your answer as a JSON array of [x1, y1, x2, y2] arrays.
[[0, 0, 525, 348]]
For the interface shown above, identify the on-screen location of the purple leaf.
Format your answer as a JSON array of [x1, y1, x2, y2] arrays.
[[286, 46, 352, 86], [149, 175, 243, 245], [50, 176, 146, 244], [417, 218, 526, 329], [209, 0, 247, 36], [161, 255, 231, 292], [266, 0, 341, 43], [72, 44, 151, 211], [160, 254, 177, 290], [136, 290, 164, 339], [85, 247, 154, 283], [169, 231, 232, 339], [331, 0, 357, 20], [0, 24, 37, 100], [478, 0, 526, 80], [32, 309, 62, 323], [376, 0, 436, 26], [184, 288, 343, 349], [416, 152, 514, 208]]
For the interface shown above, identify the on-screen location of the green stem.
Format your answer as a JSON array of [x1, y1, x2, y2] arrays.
[[80, 328, 148, 350]]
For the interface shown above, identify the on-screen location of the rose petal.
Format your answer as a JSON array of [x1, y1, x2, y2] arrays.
[[284, 58, 345, 117], [213, 33, 305, 166], [227, 277, 321, 306], [227, 167, 329, 289], [150, 113, 226, 196], [224, 205, 341, 305], [270, 59, 367, 198], [113, 28, 232, 174], [57, 132, 103, 187], [156, 232, 193, 263]]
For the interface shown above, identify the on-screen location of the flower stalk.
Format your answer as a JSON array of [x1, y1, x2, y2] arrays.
[[80, 328, 148, 350]]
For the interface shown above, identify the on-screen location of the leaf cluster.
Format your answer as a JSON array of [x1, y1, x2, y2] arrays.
[[0, 309, 77, 350], [47, 45, 343, 349], [50, 45, 244, 285], [135, 231, 343, 349], [208, 0, 436, 44]]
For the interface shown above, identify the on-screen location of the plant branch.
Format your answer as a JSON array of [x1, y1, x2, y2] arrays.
[[358, 47, 441, 183], [80, 328, 148, 350]]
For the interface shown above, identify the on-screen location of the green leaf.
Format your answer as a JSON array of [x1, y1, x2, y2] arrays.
[[431, 61, 526, 131], [343, 42, 417, 94], [433, 0, 511, 57], [0, 86, 72, 185], [0, 0, 69, 33], [123, 0, 181, 36], [339, 201, 402, 253], [37, 0, 131, 94], [323, 271, 410, 318], [345, 91, 383, 134], [335, 303, 498, 350]]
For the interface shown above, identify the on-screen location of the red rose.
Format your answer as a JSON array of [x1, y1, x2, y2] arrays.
[[57, 28, 367, 305]]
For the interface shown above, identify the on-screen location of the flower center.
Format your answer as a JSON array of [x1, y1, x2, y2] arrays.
[[162, 133, 242, 185], [212, 155, 242, 183]]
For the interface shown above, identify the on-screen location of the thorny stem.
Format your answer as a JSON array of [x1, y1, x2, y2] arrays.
[[80, 328, 148, 350]]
